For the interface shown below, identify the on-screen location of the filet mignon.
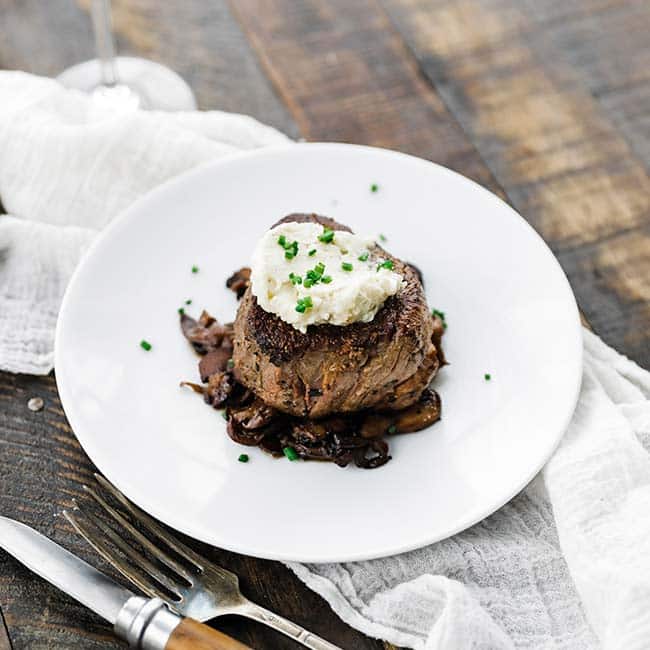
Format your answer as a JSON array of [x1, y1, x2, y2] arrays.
[[232, 214, 440, 418]]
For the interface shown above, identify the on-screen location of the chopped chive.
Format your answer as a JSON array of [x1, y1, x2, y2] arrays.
[[295, 295, 313, 313], [284, 240, 299, 259], [378, 233, 387, 242], [238, 454, 249, 463], [321, 275, 332, 284], [185, 299, 192, 305], [308, 248, 317, 256], [278, 236, 299, 259], [318, 228, 335, 244], [283, 446, 299, 461], [304, 262, 328, 288], [191, 265, 199, 274], [371, 183, 379, 193], [377, 259, 394, 271], [387, 424, 397, 434], [484, 373, 491, 381], [227, 358, 234, 369], [140, 340, 152, 351], [358, 251, 369, 262], [178, 307, 185, 315], [341, 262, 353, 272], [289, 272, 302, 285]]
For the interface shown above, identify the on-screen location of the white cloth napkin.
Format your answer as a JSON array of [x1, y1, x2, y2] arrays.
[[2, 72, 649, 650]]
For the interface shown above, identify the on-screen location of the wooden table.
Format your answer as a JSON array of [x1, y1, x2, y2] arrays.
[[1, 1, 649, 648]]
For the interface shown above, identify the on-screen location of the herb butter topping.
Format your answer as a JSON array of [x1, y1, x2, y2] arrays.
[[250, 222, 404, 333]]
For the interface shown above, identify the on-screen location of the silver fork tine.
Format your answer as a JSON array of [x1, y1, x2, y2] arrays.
[[95, 474, 211, 572], [63, 508, 174, 604], [82, 483, 195, 585], [66, 501, 183, 599]]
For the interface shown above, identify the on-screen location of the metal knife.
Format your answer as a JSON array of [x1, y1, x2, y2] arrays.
[[0, 516, 250, 649]]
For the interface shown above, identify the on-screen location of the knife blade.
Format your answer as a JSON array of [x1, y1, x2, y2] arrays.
[[0, 516, 133, 623], [0, 516, 249, 649]]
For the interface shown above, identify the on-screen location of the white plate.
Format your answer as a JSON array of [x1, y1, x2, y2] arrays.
[[55, 143, 582, 563]]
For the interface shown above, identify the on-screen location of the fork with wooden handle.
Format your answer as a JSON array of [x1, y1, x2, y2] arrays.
[[64, 474, 342, 650]]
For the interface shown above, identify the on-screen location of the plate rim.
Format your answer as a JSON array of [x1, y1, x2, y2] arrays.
[[55, 142, 583, 562]]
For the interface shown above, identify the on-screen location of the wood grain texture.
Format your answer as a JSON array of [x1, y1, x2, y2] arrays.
[[381, 0, 650, 365], [228, 0, 501, 195], [0, 0, 297, 136], [165, 618, 251, 650]]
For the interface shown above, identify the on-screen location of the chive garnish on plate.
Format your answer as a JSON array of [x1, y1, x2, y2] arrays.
[[484, 373, 491, 381], [283, 446, 299, 461], [358, 251, 369, 262], [238, 454, 249, 463], [191, 265, 199, 274], [140, 340, 152, 351], [371, 183, 379, 193], [341, 262, 353, 272], [308, 248, 317, 256]]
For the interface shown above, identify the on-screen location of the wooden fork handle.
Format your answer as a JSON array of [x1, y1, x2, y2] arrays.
[[114, 597, 250, 650], [165, 618, 251, 650]]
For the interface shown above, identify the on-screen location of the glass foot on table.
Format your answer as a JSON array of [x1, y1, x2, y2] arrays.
[[57, 56, 197, 112]]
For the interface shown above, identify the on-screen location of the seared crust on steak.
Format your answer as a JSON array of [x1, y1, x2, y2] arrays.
[[232, 214, 439, 418]]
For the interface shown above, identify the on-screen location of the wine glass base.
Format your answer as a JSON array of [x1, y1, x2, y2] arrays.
[[56, 56, 197, 112]]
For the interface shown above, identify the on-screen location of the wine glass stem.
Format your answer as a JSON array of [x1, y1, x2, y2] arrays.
[[91, 0, 118, 87]]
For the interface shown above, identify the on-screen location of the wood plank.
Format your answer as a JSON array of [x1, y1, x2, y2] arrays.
[[381, 0, 650, 366], [228, 0, 501, 194], [0, 0, 297, 136]]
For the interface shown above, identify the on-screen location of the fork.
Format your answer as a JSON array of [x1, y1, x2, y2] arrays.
[[63, 474, 341, 650]]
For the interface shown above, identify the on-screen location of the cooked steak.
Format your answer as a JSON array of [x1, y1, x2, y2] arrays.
[[232, 213, 440, 418]]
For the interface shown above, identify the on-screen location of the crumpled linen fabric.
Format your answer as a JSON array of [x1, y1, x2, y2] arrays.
[[0, 71, 289, 374], [290, 331, 650, 649], [2, 72, 649, 650]]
